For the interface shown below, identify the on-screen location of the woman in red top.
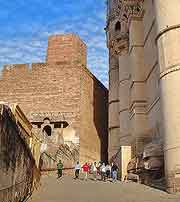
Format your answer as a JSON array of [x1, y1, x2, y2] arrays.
[[82, 162, 89, 181]]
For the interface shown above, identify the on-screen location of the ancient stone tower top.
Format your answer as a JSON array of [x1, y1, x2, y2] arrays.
[[46, 33, 87, 66]]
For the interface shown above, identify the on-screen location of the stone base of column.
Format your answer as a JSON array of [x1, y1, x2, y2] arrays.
[[167, 170, 180, 193], [120, 146, 132, 181]]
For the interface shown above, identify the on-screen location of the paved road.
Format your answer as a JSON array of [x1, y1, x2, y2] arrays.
[[29, 175, 180, 202]]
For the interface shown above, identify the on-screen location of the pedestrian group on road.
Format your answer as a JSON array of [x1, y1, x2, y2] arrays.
[[57, 159, 119, 182], [76, 161, 119, 182]]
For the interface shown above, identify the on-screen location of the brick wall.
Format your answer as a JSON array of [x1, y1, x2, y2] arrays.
[[79, 67, 108, 163], [0, 63, 81, 132]]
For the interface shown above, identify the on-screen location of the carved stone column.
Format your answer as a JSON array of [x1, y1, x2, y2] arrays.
[[154, 0, 180, 193], [108, 1, 132, 178], [124, 0, 149, 157], [119, 54, 131, 146], [118, 43, 132, 181], [108, 51, 120, 160], [106, 0, 124, 162]]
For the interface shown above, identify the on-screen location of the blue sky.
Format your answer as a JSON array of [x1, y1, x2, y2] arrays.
[[0, 0, 108, 86]]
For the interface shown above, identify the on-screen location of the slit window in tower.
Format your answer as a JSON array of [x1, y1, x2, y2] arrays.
[[115, 21, 121, 32]]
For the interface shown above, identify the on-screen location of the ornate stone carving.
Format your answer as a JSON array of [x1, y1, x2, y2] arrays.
[[107, 0, 123, 23], [106, 0, 144, 56], [123, 0, 144, 24], [106, 1, 144, 34], [106, 0, 144, 55], [28, 111, 76, 122], [107, 0, 144, 24], [109, 33, 129, 55]]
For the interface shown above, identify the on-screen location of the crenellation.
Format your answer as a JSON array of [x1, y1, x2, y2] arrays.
[[2, 63, 31, 80]]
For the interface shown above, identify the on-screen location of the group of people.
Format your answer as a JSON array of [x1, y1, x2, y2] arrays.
[[74, 161, 119, 182], [57, 160, 119, 182]]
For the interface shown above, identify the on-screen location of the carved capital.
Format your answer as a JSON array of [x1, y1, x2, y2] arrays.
[[107, 0, 123, 24], [106, 0, 144, 30], [123, 0, 144, 25]]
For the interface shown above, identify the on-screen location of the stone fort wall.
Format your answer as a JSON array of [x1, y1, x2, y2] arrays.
[[0, 34, 108, 164], [79, 67, 108, 163]]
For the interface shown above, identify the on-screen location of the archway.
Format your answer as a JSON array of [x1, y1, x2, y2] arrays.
[[43, 125, 52, 136]]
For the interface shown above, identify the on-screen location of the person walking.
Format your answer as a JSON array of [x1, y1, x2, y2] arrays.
[[82, 162, 90, 181], [97, 161, 102, 176], [74, 161, 81, 179], [105, 163, 111, 179], [92, 162, 98, 181], [89, 163, 93, 174], [100, 163, 106, 181], [112, 163, 118, 182], [57, 160, 63, 179]]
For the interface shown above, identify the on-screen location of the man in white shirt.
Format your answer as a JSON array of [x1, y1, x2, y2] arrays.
[[105, 164, 111, 179], [100, 163, 106, 181], [74, 161, 81, 179], [92, 162, 97, 180]]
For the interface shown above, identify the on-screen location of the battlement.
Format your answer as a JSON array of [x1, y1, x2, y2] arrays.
[[2, 63, 46, 78], [2, 64, 30, 79], [1, 34, 88, 81], [1, 62, 81, 81], [46, 33, 87, 66]]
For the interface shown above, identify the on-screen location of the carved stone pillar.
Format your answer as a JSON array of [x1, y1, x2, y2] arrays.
[[108, 52, 120, 160], [108, 1, 132, 177], [124, 0, 148, 157], [154, 0, 180, 193], [119, 54, 131, 146], [106, 0, 124, 162]]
